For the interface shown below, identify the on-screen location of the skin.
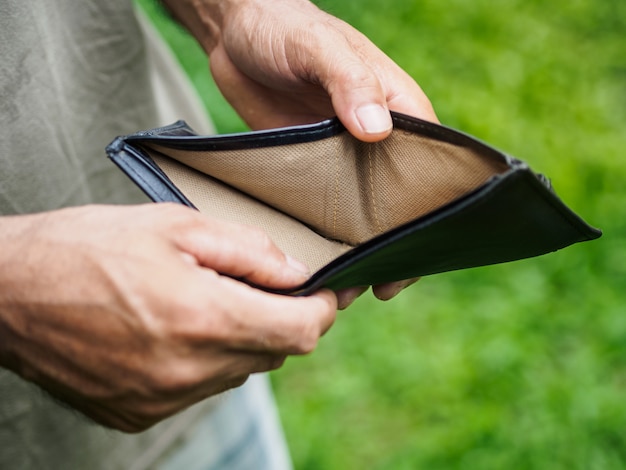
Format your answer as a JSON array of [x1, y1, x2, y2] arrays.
[[165, 0, 438, 304], [0, 0, 437, 432], [0, 205, 336, 432]]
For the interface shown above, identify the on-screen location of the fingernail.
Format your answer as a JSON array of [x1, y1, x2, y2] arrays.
[[355, 104, 392, 134], [286, 255, 310, 277]]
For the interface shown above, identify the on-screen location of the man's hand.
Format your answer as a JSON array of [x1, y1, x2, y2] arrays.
[[167, 0, 437, 138], [0, 204, 336, 432], [165, 0, 434, 306]]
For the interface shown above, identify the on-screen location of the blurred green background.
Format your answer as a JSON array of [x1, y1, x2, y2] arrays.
[[137, 0, 626, 468]]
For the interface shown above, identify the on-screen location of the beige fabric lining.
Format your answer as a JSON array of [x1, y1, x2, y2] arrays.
[[145, 129, 509, 270], [151, 155, 351, 272]]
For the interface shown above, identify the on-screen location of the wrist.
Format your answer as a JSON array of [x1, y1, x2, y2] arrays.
[[161, 0, 249, 54]]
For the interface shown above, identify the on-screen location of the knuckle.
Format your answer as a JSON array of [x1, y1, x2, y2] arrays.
[[155, 202, 187, 220], [268, 356, 287, 371], [159, 201, 188, 214], [291, 318, 321, 355], [122, 418, 155, 434], [252, 355, 287, 373], [169, 296, 204, 325], [162, 295, 230, 345], [341, 66, 375, 86], [330, 62, 379, 92], [110, 408, 163, 434], [248, 226, 275, 252], [162, 363, 200, 391], [142, 358, 200, 396], [157, 203, 202, 231], [132, 409, 168, 432], [213, 376, 250, 395], [230, 375, 249, 388]]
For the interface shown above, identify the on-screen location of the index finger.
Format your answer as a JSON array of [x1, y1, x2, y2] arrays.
[[207, 275, 338, 356]]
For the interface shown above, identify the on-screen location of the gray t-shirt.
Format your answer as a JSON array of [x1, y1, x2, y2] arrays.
[[0, 0, 151, 214], [0, 1, 216, 467]]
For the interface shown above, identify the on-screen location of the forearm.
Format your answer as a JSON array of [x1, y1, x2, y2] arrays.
[[0, 214, 40, 371]]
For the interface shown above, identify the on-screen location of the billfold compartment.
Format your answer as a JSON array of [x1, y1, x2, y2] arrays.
[[106, 112, 601, 294]]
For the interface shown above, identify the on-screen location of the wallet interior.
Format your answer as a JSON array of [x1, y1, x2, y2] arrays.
[[141, 128, 511, 273]]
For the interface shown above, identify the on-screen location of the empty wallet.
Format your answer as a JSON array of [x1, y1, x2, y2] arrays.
[[106, 111, 601, 295]]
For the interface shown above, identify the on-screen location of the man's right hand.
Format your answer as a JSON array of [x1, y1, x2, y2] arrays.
[[0, 203, 336, 432]]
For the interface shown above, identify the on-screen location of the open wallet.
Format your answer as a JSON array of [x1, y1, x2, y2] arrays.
[[106, 111, 601, 295]]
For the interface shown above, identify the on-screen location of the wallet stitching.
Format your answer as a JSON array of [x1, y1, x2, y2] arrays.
[[332, 143, 340, 239], [135, 120, 345, 150], [368, 143, 384, 234]]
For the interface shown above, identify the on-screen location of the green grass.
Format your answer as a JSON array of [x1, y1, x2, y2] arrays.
[[136, 0, 626, 468]]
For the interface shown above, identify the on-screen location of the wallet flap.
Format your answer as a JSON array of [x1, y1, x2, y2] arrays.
[[142, 127, 509, 245], [289, 168, 600, 294]]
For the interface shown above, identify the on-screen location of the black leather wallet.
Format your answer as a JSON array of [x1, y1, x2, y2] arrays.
[[106, 112, 601, 295]]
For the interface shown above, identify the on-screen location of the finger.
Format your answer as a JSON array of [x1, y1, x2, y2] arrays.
[[183, 355, 285, 412], [193, 351, 288, 380], [311, 19, 439, 137], [324, 49, 439, 136], [209, 45, 334, 129], [206, 375, 250, 397], [335, 286, 369, 310], [207, 277, 338, 355], [106, 352, 286, 430], [209, 45, 280, 128], [172, 209, 311, 289], [383, 68, 440, 124], [216, 352, 287, 375], [372, 277, 420, 301], [375, 54, 440, 123], [319, 53, 393, 142]]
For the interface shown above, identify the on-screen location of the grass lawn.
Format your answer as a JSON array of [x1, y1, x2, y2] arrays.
[[137, 0, 626, 468]]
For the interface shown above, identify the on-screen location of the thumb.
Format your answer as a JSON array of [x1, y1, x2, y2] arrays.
[[310, 14, 438, 139], [323, 58, 393, 143]]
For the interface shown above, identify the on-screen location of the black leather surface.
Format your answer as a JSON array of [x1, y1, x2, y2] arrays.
[[106, 112, 601, 295], [289, 168, 599, 294]]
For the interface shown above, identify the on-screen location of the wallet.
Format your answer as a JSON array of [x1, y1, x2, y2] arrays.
[[106, 111, 601, 295]]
